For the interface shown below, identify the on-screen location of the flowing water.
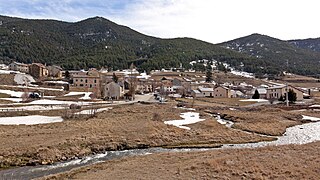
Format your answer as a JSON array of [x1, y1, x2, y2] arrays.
[[1, 121, 320, 180]]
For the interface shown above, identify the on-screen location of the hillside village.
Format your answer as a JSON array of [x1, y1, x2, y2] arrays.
[[0, 61, 317, 104]]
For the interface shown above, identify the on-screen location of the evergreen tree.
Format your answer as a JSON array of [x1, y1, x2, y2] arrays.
[[278, 95, 285, 102], [112, 73, 118, 83], [205, 66, 213, 82], [288, 89, 297, 103], [252, 89, 260, 99]]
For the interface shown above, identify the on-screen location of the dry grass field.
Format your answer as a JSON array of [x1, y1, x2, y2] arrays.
[[0, 103, 273, 168], [42, 141, 320, 180]]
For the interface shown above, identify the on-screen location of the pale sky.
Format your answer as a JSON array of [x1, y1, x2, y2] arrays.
[[0, 0, 319, 43]]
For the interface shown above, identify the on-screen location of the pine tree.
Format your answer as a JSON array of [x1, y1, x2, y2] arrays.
[[252, 89, 260, 99], [205, 66, 213, 82], [288, 89, 297, 103], [112, 73, 118, 83], [278, 95, 285, 102]]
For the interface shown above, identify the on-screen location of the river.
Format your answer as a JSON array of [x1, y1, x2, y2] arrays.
[[1, 121, 320, 180]]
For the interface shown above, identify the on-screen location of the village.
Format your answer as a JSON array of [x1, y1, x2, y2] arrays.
[[0, 61, 320, 179], [0, 61, 317, 104]]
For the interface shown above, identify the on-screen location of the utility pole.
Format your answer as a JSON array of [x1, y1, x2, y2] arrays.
[[286, 59, 289, 107]]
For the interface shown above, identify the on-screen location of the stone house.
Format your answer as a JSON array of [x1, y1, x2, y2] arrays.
[[198, 87, 214, 97], [29, 63, 49, 79], [191, 89, 204, 98], [213, 86, 233, 98], [8, 62, 29, 73], [249, 87, 267, 99], [47, 65, 63, 78], [103, 82, 124, 100], [266, 85, 303, 101], [136, 79, 153, 93]]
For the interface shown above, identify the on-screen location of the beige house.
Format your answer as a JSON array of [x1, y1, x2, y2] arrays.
[[136, 79, 153, 93], [213, 86, 233, 98], [198, 87, 214, 97], [9, 62, 29, 73], [103, 82, 124, 100], [47, 65, 63, 78], [191, 89, 204, 98], [266, 85, 303, 101], [29, 63, 48, 79]]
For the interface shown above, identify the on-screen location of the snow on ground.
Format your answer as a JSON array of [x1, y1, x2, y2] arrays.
[[0, 69, 21, 74], [230, 70, 254, 78], [14, 74, 35, 85], [164, 112, 205, 130], [75, 107, 112, 115], [176, 107, 196, 111], [216, 115, 234, 128], [302, 115, 320, 122], [64, 92, 92, 100], [0, 89, 24, 97], [28, 99, 90, 105], [0, 115, 63, 125], [240, 99, 269, 102], [0, 98, 22, 102], [1, 85, 63, 91], [309, 104, 320, 108], [0, 105, 65, 111], [80, 92, 92, 100], [44, 81, 69, 84]]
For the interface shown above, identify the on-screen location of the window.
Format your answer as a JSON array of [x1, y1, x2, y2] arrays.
[[80, 79, 83, 82], [94, 79, 97, 83], [85, 79, 88, 83], [80, 84, 84, 87]]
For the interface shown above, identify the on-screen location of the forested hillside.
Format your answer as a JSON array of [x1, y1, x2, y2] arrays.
[[220, 34, 320, 76], [1, 15, 320, 76]]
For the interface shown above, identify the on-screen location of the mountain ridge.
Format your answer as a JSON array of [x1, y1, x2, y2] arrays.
[[220, 33, 320, 76], [0, 15, 320, 76]]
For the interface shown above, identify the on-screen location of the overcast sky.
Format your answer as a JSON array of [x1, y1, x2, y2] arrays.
[[0, 0, 319, 43]]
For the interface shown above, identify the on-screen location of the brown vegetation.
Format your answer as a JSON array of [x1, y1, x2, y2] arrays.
[[42, 141, 320, 180], [0, 103, 272, 168]]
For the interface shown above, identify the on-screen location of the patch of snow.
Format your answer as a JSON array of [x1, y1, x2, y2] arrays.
[[240, 99, 269, 102], [0, 69, 22, 74], [44, 81, 69, 84], [0, 105, 65, 111], [14, 74, 35, 85], [79, 92, 93, 100], [215, 115, 234, 128], [75, 107, 112, 115], [176, 107, 196, 111], [0, 115, 63, 125], [164, 112, 205, 130], [302, 115, 320, 122], [0, 98, 22, 102], [1, 85, 63, 91], [310, 104, 320, 108], [230, 70, 254, 78], [28, 99, 90, 105], [0, 89, 24, 97]]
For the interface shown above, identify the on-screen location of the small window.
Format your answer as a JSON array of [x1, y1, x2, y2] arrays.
[[80, 84, 84, 87]]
